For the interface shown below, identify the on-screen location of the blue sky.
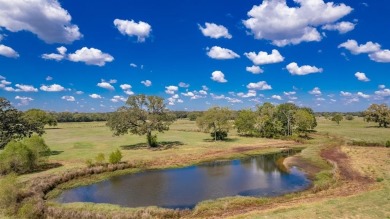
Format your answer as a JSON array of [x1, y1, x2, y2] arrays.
[[0, 0, 389, 112]]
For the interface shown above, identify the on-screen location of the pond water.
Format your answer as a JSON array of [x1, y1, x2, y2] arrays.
[[57, 153, 310, 209]]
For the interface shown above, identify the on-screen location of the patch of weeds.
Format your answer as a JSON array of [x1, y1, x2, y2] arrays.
[[376, 177, 384, 182]]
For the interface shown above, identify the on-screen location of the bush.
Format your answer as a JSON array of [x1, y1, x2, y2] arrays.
[[109, 149, 122, 164], [95, 153, 105, 165], [345, 115, 354, 120], [210, 131, 228, 140], [85, 159, 94, 167], [23, 135, 50, 164], [0, 173, 19, 214], [0, 136, 50, 174], [386, 140, 390, 148], [0, 141, 37, 174]]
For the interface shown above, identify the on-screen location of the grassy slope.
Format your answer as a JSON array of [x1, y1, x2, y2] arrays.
[[232, 117, 390, 219]]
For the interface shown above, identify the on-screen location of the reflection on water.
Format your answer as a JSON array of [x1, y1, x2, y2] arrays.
[[57, 152, 310, 209]]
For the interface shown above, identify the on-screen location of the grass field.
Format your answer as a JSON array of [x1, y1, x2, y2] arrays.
[[1, 117, 390, 218]]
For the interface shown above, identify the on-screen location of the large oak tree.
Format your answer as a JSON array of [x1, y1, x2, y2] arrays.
[[106, 95, 175, 147]]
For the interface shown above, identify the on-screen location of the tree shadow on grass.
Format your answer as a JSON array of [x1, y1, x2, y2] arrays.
[[48, 150, 64, 156], [202, 138, 239, 143], [120, 141, 184, 151], [31, 162, 63, 173]]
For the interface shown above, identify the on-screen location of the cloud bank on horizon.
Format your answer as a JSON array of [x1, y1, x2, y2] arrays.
[[0, 0, 389, 112]]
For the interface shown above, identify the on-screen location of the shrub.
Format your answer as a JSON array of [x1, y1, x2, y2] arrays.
[[0, 173, 19, 215], [85, 159, 94, 167], [0, 141, 37, 174], [95, 153, 105, 165], [386, 140, 390, 148], [210, 131, 228, 140], [23, 135, 50, 164], [109, 149, 122, 164]]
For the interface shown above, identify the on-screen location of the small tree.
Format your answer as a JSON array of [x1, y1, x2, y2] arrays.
[[331, 114, 343, 125], [109, 149, 122, 164], [196, 107, 232, 141], [106, 95, 175, 147], [345, 115, 354, 120]]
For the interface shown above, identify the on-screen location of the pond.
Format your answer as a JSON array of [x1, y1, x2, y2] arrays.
[[56, 152, 310, 209]]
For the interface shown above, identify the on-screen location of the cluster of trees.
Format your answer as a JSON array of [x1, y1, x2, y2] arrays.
[[234, 103, 317, 138], [107, 96, 319, 144], [0, 98, 56, 148], [364, 103, 390, 128]]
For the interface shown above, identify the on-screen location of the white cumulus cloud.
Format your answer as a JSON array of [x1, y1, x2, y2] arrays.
[[207, 46, 240, 60], [244, 49, 284, 65], [40, 84, 65, 92], [141, 80, 152, 87], [357, 92, 370, 99], [111, 95, 127, 103], [369, 49, 390, 63], [272, 95, 282, 100], [246, 81, 272, 90], [338, 40, 381, 55], [198, 22, 232, 39], [0, 44, 19, 58], [97, 81, 115, 90], [89, 94, 102, 99], [322, 21, 355, 34], [68, 47, 114, 66], [165, 85, 178, 94], [0, 0, 82, 44], [375, 89, 390, 97], [41, 46, 67, 61], [178, 82, 190, 88], [246, 65, 264, 74], [340, 91, 352, 97], [120, 84, 131, 90], [15, 96, 33, 105], [243, 0, 352, 46], [355, 72, 370, 82], [113, 19, 152, 42], [211, 71, 227, 83], [309, 87, 322, 96], [286, 62, 323, 75], [61, 96, 75, 102]]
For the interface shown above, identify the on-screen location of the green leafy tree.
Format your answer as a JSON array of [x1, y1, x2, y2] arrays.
[[331, 114, 343, 125], [294, 109, 315, 136], [364, 103, 390, 128], [23, 109, 57, 134], [196, 107, 232, 141], [106, 95, 175, 147], [276, 103, 298, 136], [234, 109, 256, 136], [255, 103, 282, 138], [0, 97, 43, 148], [109, 149, 122, 164]]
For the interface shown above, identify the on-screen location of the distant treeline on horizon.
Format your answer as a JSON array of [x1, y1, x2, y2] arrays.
[[46, 111, 364, 123]]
